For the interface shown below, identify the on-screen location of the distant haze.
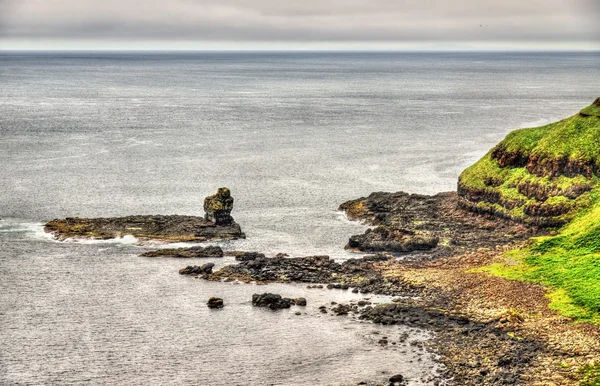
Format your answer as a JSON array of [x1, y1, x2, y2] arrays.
[[0, 0, 599, 50]]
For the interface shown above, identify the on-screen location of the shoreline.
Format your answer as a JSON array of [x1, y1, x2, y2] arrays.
[[182, 189, 600, 386]]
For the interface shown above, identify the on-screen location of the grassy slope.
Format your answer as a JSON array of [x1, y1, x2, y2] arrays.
[[462, 100, 600, 323]]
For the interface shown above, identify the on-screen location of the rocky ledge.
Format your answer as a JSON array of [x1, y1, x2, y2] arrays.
[[141, 245, 224, 258], [199, 253, 422, 296], [44, 187, 245, 243], [45, 215, 245, 243], [339, 191, 540, 256]]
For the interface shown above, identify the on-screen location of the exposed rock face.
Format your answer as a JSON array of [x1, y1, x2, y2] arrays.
[[252, 293, 293, 310], [204, 187, 235, 225], [207, 297, 224, 309], [141, 245, 224, 258], [340, 192, 538, 256], [458, 99, 600, 226], [490, 145, 598, 178]]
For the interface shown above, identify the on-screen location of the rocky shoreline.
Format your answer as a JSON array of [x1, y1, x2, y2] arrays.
[[178, 189, 599, 386], [339, 191, 542, 257]]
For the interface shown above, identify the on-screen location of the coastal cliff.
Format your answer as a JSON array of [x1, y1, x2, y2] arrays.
[[334, 99, 600, 384], [458, 97, 600, 226]]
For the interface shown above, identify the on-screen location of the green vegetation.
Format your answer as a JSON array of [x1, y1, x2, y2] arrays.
[[465, 98, 600, 323], [580, 362, 600, 386]]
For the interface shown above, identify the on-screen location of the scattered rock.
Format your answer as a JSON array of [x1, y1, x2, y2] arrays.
[[292, 297, 307, 306], [252, 293, 293, 310], [179, 263, 215, 276], [388, 373, 405, 385], [207, 297, 224, 309]]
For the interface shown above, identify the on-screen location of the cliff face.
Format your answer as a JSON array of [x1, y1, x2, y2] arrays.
[[458, 98, 600, 227]]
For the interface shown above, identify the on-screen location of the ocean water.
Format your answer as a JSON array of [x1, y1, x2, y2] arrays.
[[0, 51, 599, 385]]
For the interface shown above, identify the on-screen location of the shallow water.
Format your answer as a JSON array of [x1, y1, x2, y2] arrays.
[[1, 51, 599, 385]]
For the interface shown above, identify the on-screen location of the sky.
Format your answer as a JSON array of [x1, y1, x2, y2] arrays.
[[0, 0, 598, 51]]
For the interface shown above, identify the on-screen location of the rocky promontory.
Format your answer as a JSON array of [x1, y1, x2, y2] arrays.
[[44, 188, 245, 242], [339, 191, 539, 256]]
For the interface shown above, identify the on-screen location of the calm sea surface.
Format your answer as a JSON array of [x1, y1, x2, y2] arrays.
[[1, 51, 599, 385]]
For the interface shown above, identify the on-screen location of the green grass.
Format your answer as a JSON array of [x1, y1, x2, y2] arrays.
[[465, 98, 600, 323], [581, 363, 600, 386]]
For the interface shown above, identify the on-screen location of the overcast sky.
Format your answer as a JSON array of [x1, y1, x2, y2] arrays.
[[0, 0, 598, 50]]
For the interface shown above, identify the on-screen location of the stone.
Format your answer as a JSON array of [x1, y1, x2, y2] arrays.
[[207, 297, 224, 309], [204, 187, 235, 225], [251, 293, 293, 310], [179, 262, 215, 276], [389, 374, 405, 385], [235, 252, 266, 261], [141, 245, 224, 258], [293, 297, 307, 306]]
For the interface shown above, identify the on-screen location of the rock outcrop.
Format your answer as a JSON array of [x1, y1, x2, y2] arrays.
[[340, 192, 538, 256], [141, 245, 224, 258], [252, 293, 293, 310], [204, 187, 235, 225], [458, 98, 600, 226], [178, 263, 215, 276], [202, 254, 422, 296], [45, 188, 245, 242]]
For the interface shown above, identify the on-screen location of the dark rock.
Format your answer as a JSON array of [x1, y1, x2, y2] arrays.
[[45, 214, 245, 243], [141, 245, 224, 258], [204, 187, 235, 225], [252, 293, 293, 310], [389, 374, 405, 385], [179, 262, 215, 276], [292, 297, 307, 306], [207, 297, 224, 309], [235, 252, 266, 261], [331, 303, 351, 315], [340, 191, 542, 255]]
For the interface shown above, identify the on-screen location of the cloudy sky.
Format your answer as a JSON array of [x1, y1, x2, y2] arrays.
[[0, 0, 598, 50]]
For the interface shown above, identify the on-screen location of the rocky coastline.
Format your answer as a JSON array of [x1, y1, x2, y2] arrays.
[[44, 188, 245, 243]]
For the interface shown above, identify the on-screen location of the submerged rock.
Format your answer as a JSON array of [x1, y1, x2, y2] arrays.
[[141, 245, 224, 258], [252, 293, 293, 310], [207, 297, 224, 309]]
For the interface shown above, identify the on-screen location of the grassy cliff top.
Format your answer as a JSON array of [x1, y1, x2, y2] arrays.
[[463, 98, 600, 323], [459, 98, 600, 226]]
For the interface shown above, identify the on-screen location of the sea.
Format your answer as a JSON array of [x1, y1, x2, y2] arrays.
[[1, 51, 599, 385]]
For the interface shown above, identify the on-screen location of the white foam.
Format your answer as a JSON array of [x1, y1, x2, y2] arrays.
[[60, 234, 139, 245]]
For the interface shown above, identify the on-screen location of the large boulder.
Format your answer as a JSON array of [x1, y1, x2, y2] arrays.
[[252, 293, 293, 310], [179, 263, 215, 276], [207, 297, 224, 309]]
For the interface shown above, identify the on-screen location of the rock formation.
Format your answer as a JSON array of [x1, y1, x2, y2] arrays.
[[45, 188, 245, 242], [140, 245, 224, 258], [204, 187, 234, 225]]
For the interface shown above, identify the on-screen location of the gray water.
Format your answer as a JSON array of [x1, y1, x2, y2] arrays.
[[1, 51, 599, 385]]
